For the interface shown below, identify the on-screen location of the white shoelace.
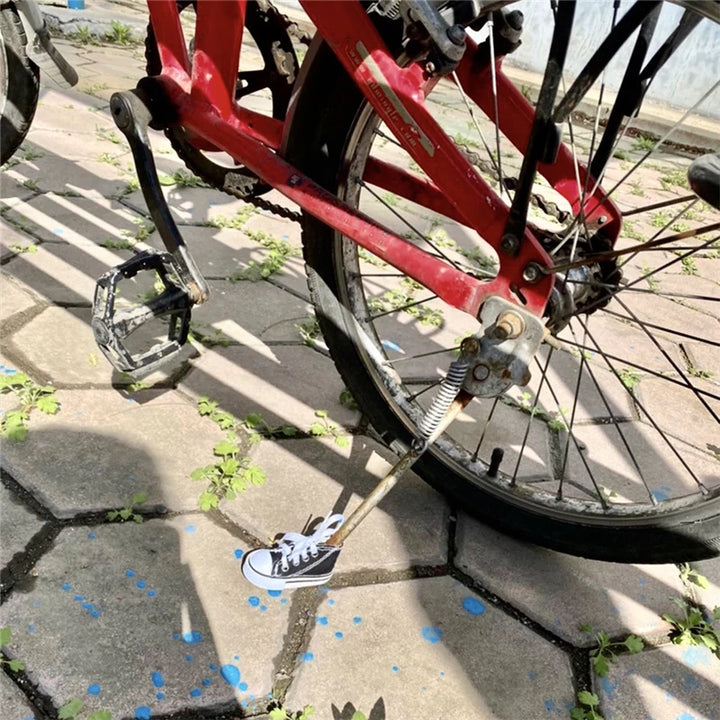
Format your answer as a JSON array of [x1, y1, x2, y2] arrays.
[[276, 514, 344, 572]]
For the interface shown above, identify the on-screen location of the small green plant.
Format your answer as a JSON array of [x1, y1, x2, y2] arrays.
[[22, 179, 40, 192], [629, 180, 645, 197], [662, 598, 720, 658], [580, 624, 644, 677], [296, 315, 322, 346], [309, 410, 349, 447], [98, 152, 122, 168], [452, 132, 480, 149], [0, 627, 25, 672], [678, 563, 709, 589], [681, 256, 698, 276], [204, 205, 255, 230], [107, 492, 147, 523], [357, 247, 388, 268], [8, 242, 38, 254], [190, 436, 266, 511], [618, 367, 641, 391], [660, 169, 690, 191], [268, 705, 315, 720], [570, 691, 603, 720], [0, 373, 60, 440], [58, 698, 111, 720], [632, 133, 656, 151], [102, 237, 136, 250], [243, 411, 297, 442], [188, 322, 231, 348], [105, 20, 134, 45], [612, 149, 629, 161], [339, 388, 358, 411], [21, 146, 43, 161], [172, 168, 208, 188], [71, 25, 96, 45], [650, 210, 670, 228], [232, 230, 298, 282], [96, 127, 122, 145]]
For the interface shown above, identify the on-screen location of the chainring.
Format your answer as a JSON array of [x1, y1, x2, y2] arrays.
[[145, 0, 308, 206]]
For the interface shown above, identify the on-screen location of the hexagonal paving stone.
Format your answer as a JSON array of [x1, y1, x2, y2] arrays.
[[179, 344, 359, 432], [0, 483, 46, 568], [285, 576, 575, 719], [1, 389, 224, 517], [454, 516, 685, 646], [10, 306, 195, 386], [222, 435, 450, 573], [0, 516, 287, 717], [597, 643, 720, 720]]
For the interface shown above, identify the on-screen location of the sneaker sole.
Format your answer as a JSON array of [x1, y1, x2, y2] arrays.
[[241, 556, 333, 591]]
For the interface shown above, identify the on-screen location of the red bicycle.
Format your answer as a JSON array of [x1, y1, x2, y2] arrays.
[[91, 0, 720, 563]]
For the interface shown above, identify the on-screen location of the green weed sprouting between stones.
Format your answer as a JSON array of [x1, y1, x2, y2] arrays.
[[580, 625, 644, 677], [59, 698, 111, 720], [268, 706, 316, 720], [192, 397, 267, 510], [309, 409, 349, 447], [106, 492, 147, 523], [105, 20, 134, 45], [0, 372, 60, 440], [0, 627, 25, 672], [570, 691, 603, 720]]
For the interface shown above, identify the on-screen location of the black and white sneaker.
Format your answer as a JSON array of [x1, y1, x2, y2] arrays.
[[241, 514, 344, 590]]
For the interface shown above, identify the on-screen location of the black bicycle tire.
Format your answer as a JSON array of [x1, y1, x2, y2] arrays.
[[0, 1, 40, 166], [284, 25, 720, 563]]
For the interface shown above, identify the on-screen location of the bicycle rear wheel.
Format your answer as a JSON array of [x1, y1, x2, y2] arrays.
[[287, 1, 720, 562]]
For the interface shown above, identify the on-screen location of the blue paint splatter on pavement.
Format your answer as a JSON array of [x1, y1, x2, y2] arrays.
[[137, 580, 147, 589], [601, 677, 619, 701], [185, 524, 197, 533], [74, 595, 84, 602], [260, 605, 267, 612], [147, 590, 156, 597], [300, 652, 314, 662], [280, 598, 287, 605], [234, 549, 244, 559], [462, 597, 486, 615], [335, 632, 343, 639], [682, 646, 710, 667], [675, 714, 698, 720], [268, 590, 282, 597], [650, 486, 671, 502], [156, 693, 164, 701], [239, 682, 248, 692], [649, 674, 664, 686], [151, 672, 164, 688], [202, 678, 212, 687], [173, 633, 180, 641], [182, 631, 202, 644], [209, 663, 218, 671], [88, 533, 96, 539], [682, 673, 700, 691], [189, 688, 202, 698], [185, 655, 193, 662], [62, 583, 72, 591], [27, 625, 35, 633], [87, 684, 101, 695], [528, 671, 538, 680], [221, 664, 241, 687], [316, 616, 328, 625], [328, 599, 335, 606], [134, 707, 151, 720], [421, 626, 443, 644], [126, 570, 136, 578], [248, 596, 260, 607], [353, 616, 362, 624]]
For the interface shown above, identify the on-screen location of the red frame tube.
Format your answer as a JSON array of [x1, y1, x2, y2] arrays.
[[144, 0, 621, 319]]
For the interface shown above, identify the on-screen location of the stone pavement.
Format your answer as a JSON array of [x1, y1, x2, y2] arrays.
[[1, 3, 720, 720]]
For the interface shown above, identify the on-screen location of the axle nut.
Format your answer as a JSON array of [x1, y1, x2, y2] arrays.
[[493, 311, 525, 340], [473, 363, 490, 381]]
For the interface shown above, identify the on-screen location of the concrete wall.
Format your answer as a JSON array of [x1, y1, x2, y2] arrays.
[[504, 0, 720, 119]]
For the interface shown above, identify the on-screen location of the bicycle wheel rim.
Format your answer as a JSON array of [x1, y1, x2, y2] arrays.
[[327, 1, 720, 527]]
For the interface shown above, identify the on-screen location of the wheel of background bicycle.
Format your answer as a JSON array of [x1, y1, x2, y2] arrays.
[[145, 0, 300, 198], [285, 4, 720, 563], [0, 1, 40, 166]]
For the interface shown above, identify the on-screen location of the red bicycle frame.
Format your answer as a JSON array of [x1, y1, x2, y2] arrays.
[[145, 0, 620, 319]]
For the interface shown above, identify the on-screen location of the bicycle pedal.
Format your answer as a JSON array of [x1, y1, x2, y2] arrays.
[[92, 251, 194, 377]]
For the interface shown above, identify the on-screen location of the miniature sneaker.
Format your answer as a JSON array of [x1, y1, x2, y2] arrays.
[[241, 514, 344, 590]]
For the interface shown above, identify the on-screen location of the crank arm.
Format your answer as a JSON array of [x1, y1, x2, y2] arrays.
[[109, 88, 209, 306]]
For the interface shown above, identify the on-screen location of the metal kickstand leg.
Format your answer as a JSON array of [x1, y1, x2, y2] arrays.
[[325, 356, 474, 548]]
